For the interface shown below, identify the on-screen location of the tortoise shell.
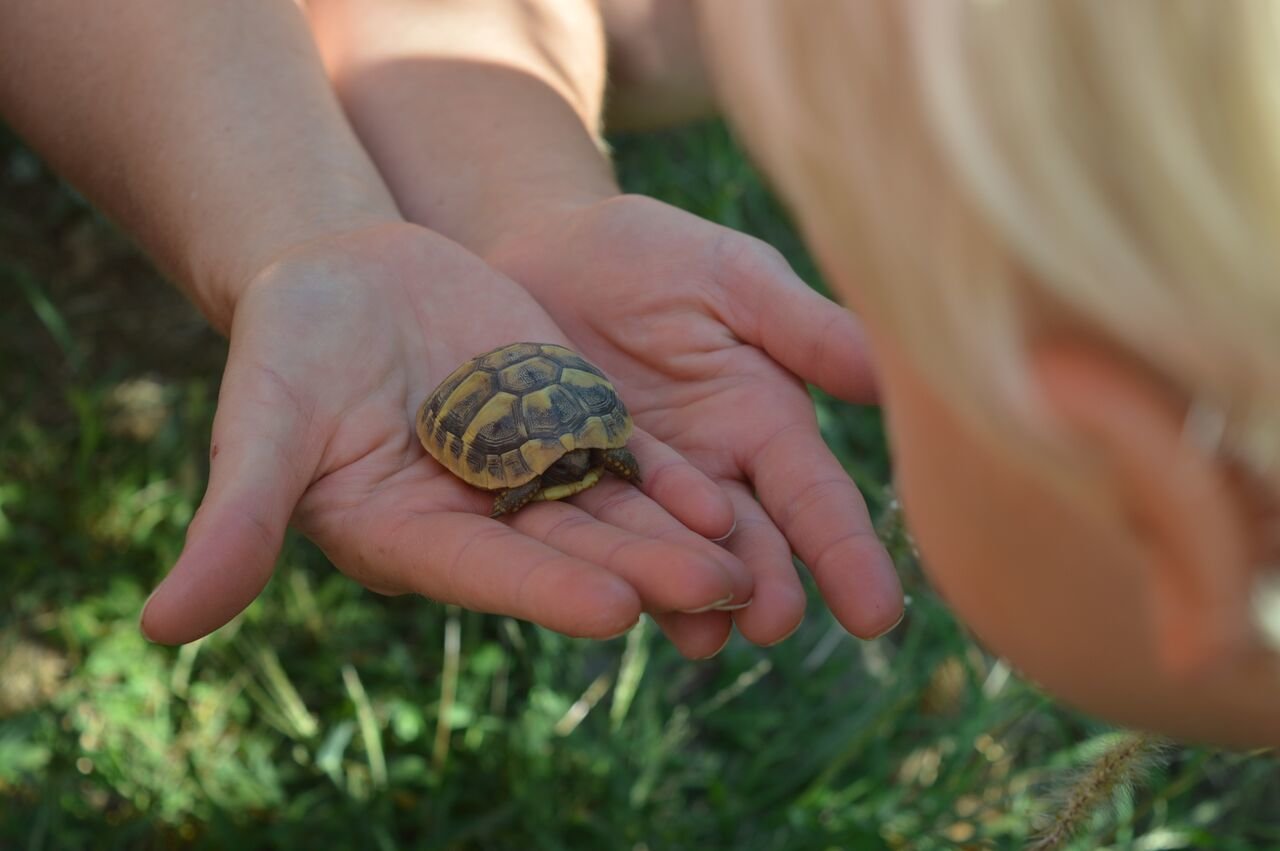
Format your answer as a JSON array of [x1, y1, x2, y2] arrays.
[[416, 342, 634, 490]]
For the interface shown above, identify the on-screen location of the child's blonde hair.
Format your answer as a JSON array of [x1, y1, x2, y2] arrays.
[[708, 0, 1280, 492]]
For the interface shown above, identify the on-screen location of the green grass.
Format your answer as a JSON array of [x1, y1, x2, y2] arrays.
[[2, 120, 1278, 849]]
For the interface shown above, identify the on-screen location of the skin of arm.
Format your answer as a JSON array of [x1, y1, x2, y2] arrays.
[[309, 0, 618, 256], [309, 0, 905, 653], [0, 0, 399, 332], [0, 0, 753, 648]]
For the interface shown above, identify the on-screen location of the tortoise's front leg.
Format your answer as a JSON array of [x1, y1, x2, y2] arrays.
[[491, 478, 543, 517], [602, 448, 642, 484]]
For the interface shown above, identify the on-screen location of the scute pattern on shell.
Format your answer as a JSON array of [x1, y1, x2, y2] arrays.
[[417, 343, 633, 490]]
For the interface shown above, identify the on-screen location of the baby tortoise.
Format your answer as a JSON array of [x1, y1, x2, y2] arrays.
[[416, 342, 642, 516]]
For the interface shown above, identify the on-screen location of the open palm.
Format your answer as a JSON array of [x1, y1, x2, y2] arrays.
[[486, 196, 904, 650], [141, 223, 751, 647]]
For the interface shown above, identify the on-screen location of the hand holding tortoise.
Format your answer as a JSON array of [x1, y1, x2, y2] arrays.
[[482, 197, 905, 649], [3, 0, 902, 659], [141, 223, 753, 647]]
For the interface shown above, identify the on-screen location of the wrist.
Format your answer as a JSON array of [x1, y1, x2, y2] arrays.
[[470, 170, 621, 261], [186, 206, 404, 335], [374, 66, 621, 259], [482, 192, 648, 292]]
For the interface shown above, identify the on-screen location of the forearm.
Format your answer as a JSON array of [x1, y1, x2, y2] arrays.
[[308, 0, 619, 257], [0, 0, 400, 331]]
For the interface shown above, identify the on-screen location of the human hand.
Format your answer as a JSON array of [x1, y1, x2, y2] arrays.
[[484, 196, 905, 652], [140, 223, 752, 648]]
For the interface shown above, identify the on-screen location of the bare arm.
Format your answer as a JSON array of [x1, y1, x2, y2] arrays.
[[0, 0, 400, 331], [307, 0, 617, 256]]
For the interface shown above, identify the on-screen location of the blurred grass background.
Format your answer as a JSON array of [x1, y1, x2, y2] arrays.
[[1, 120, 1278, 850]]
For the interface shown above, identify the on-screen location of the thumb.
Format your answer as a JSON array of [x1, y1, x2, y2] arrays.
[[719, 238, 880, 404], [141, 368, 312, 644]]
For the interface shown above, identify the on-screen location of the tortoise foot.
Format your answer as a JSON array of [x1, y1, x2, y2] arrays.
[[491, 479, 543, 517], [602, 448, 642, 484]]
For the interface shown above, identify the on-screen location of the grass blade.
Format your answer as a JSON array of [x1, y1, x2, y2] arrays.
[[433, 606, 462, 773], [342, 663, 387, 790]]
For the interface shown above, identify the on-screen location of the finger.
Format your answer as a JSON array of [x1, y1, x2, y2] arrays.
[[569, 476, 754, 607], [509, 499, 738, 614], [720, 482, 808, 646], [627, 427, 736, 539], [716, 239, 879, 403], [365, 509, 642, 639], [652, 611, 734, 660], [141, 367, 313, 645], [748, 422, 904, 638]]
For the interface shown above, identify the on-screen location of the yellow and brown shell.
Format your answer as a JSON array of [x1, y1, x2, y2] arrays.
[[416, 342, 634, 490]]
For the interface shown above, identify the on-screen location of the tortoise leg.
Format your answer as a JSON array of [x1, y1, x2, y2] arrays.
[[491, 478, 543, 518], [602, 448, 642, 484]]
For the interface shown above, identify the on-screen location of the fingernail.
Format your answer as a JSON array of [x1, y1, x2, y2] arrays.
[[714, 597, 753, 612], [710, 521, 737, 544], [763, 618, 804, 647], [678, 593, 734, 615], [601, 619, 640, 641], [138, 584, 163, 643], [693, 630, 733, 660], [869, 608, 907, 640]]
